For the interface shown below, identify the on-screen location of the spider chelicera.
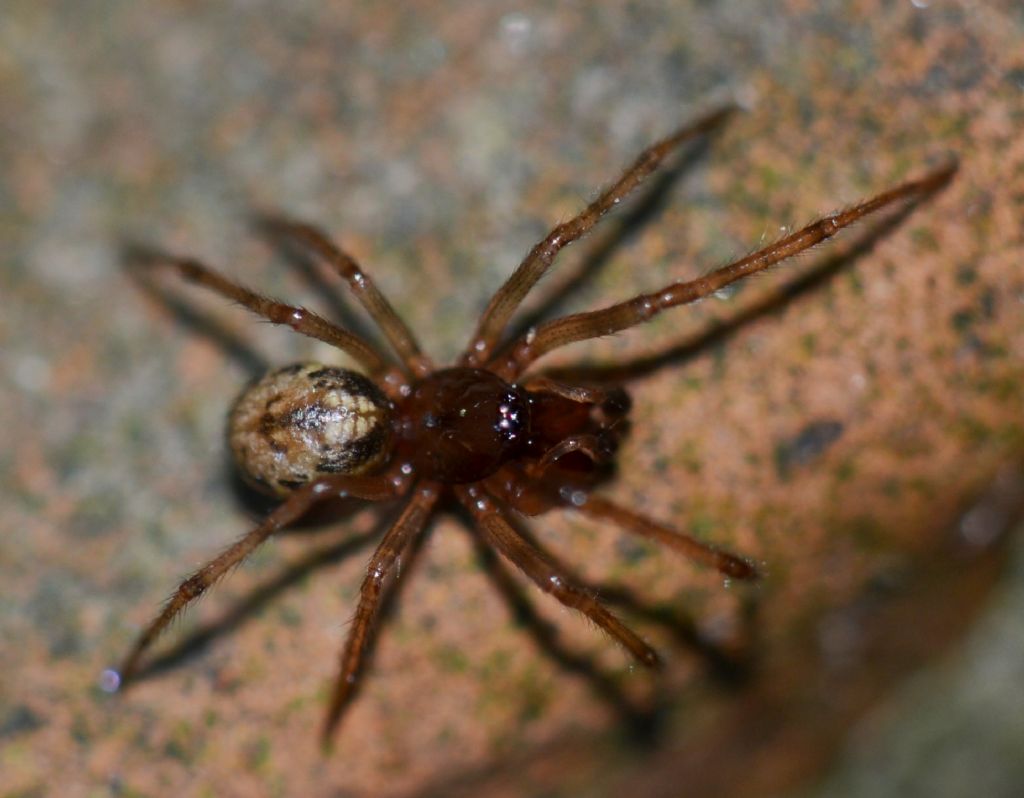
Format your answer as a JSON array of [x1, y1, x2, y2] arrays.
[[115, 104, 955, 744]]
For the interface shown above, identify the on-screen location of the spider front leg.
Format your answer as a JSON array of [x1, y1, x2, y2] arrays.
[[456, 484, 659, 667], [494, 159, 958, 378], [323, 482, 440, 745], [116, 473, 405, 687], [492, 443, 754, 580], [463, 103, 737, 367]]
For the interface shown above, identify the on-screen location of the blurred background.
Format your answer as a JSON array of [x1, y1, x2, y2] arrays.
[[1, 2, 1022, 796]]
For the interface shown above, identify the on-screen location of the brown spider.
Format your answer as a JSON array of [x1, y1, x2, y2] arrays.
[[114, 104, 955, 744]]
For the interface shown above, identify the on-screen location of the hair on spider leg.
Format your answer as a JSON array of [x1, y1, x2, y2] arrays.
[[120, 240, 271, 376], [508, 130, 731, 347], [248, 213, 392, 351], [139, 521, 393, 688], [539, 161, 958, 388], [115, 105, 957, 746]]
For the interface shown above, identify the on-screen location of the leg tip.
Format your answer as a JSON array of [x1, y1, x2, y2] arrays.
[[99, 668, 123, 694], [120, 240, 168, 271], [637, 645, 662, 670], [720, 554, 760, 582]]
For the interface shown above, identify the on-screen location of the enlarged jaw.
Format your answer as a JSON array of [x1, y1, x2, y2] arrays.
[[228, 363, 393, 497]]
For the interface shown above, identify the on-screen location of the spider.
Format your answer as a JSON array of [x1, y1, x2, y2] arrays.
[[115, 103, 955, 744]]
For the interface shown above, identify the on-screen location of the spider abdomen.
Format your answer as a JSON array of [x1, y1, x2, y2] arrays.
[[229, 363, 392, 496], [397, 367, 530, 483]]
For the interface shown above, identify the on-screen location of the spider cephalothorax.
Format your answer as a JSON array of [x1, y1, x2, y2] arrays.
[[397, 367, 532, 483], [117, 103, 955, 743]]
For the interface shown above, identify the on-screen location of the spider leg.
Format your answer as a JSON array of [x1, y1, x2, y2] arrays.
[[128, 247, 398, 382], [526, 377, 632, 435], [256, 216, 434, 378], [522, 376, 608, 403], [495, 159, 958, 378], [534, 434, 609, 472], [521, 375, 628, 409], [322, 482, 440, 745], [578, 495, 758, 581], [462, 103, 737, 367], [455, 484, 659, 667], [117, 473, 405, 686]]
